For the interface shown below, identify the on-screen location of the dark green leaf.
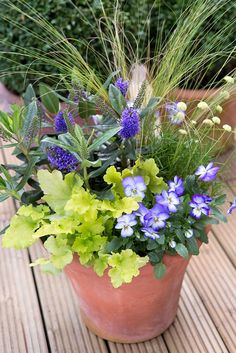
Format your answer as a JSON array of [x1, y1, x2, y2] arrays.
[[140, 97, 160, 118], [108, 84, 126, 114], [176, 243, 189, 259], [147, 239, 158, 250], [107, 237, 123, 252], [39, 84, 60, 114], [88, 150, 120, 179], [93, 188, 114, 200], [102, 70, 120, 89], [23, 84, 36, 106], [186, 237, 199, 255], [154, 262, 166, 279], [202, 217, 219, 225], [21, 189, 44, 204], [213, 194, 226, 206], [198, 230, 209, 243], [16, 157, 39, 191], [0, 224, 9, 236], [211, 206, 227, 223], [88, 126, 120, 152], [175, 229, 185, 242]]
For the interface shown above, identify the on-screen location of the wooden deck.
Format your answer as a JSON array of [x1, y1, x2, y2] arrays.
[[0, 145, 236, 353]]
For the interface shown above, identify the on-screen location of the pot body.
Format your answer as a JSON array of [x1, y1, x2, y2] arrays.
[[65, 253, 190, 343], [174, 88, 236, 152]]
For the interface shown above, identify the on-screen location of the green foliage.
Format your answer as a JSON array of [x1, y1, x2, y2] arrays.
[[44, 235, 73, 269], [154, 262, 166, 279], [107, 249, 149, 288]]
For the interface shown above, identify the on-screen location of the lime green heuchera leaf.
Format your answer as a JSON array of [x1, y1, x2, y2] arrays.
[[103, 166, 124, 196], [101, 197, 139, 218], [72, 234, 107, 265], [44, 235, 73, 269], [132, 159, 166, 193], [93, 254, 109, 277], [77, 216, 105, 236], [108, 249, 149, 288], [65, 185, 101, 222], [33, 216, 80, 238], [38, 170, 82, 214], [2, 205, 49, 249]]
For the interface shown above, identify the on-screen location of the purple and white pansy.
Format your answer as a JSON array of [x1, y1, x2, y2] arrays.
[[122, 176, 147, 199], [140, 227, 160, 240], [189, 194, 210, 219], [144, 204, 169, 231], [115, 214, 137, 237], [168, 176, 184, 196], [155, 190, 180, 213], [195, 162, 219, 182]]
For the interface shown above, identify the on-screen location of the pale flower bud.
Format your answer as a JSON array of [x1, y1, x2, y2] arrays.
[[212, 116, 221, 125], [224, 75, 234, 84], [197, 101, 209, 110], [169, 240, 176, 248], [220, 91, 230, 100], [175, 111, 185, 121], [191, 120, 197, 125], [176, 102, 187, 111], [223, 124, 232, 132], [185, 229, 193, 239], [216, 105, 223, 113], [203, 118, 214, 126], [178, 129, 187, 135]]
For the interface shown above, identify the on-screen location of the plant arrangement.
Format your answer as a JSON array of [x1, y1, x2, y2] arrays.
[[1, 0, 236, 343]]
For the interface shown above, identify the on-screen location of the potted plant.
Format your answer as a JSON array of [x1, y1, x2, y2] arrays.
[[0, 0, 235, 344]]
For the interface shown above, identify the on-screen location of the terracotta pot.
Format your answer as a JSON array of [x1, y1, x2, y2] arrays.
[[174, 88, 236, 152], [65, 252, 190, 343]]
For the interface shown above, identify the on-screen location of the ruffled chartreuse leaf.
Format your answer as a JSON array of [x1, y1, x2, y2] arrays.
[[30, 258, 61, 275], [93, 254, 109, 277], [2, 205, 49, 249], [72, 234, 107, 265], [33, 216, 80, 238], [44, 235, 73, 269], [103, 166, 124, 196], [108, 249, 149, 288], [65, 185, 101, 222], [38, 170, 82, 214], [101, 197, 139, 218], [132, 159, 166, 193]]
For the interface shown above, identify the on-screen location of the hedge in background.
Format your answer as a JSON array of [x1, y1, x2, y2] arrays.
[[0, 0, 235, 94]]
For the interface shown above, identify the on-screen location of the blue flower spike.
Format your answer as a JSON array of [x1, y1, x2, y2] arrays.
[[119, 107, 140, 139]]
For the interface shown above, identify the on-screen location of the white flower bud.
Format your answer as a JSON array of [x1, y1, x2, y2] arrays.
[[185, 229, 193, 239], [220, 90, 230, 100], [169, 240, 176, 248], [175, 111, 185, 121], [179, 129, 187, 135], [223, 124, 232, 132], [191, 120, 197, 125], [197, 101, 209, 110], [216, 105, 223, 113], [176, 102, 187, 111], [224, 75, 234, 84], [203, 118, 214, 126], [212, 116, 221, 124]]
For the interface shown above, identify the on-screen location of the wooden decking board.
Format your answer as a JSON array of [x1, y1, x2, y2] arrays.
[[187, 234, 236, 352], [29, 243, 109, 353], [0, 200, 49, 353], [108, 337, 169, 353]]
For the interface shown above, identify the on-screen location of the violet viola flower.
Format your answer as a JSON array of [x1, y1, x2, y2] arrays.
[[195, 162, 219, 182], [168, 176, 184, 196], [189, 194, 210, 219], [227, 197, 236, 214], [155, 190, 180, 213], [141, 227, 160, 240], [115, 214, 137, 237], [122, 176, 147, 199], [135, 203, 149, 224], [115, 77, 129, 97], [144, 204, 169, 231]]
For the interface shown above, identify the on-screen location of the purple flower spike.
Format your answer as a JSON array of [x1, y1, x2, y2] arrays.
[[189, 194, 210, 219], [115, 214, 137, 237], [227, 197, 236, 214], [115, 77, 129, 97], [119, 107, 140, 139], [144, 205, 169, 231], [122, 176, 147, 199], [168, 176, 184, 196], [54, 111, 75, 133], [195, 162, 219, 182], [47, 146, 78, 173], [155, 190, 180, 213], [141, 227, 160, 240], [135, 203, 149, 224]]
